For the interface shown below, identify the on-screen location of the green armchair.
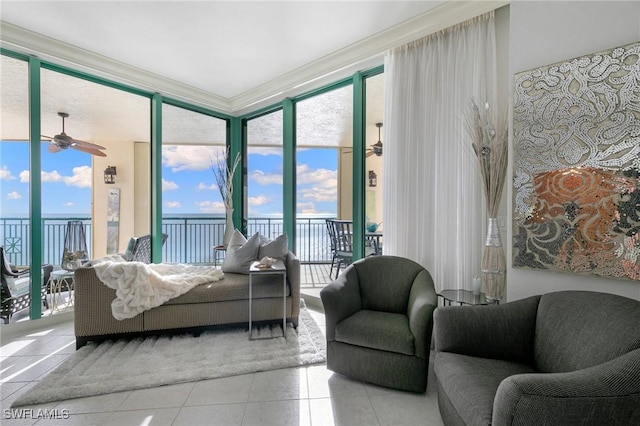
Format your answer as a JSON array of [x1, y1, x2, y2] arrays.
[[434, 291, 640, 425], [320, 255, 437, 392]]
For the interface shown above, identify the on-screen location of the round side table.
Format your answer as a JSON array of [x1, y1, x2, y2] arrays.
[[438, 289, 499, 306]]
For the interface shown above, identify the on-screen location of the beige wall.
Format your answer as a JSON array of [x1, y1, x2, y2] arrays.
[[91, 140, 149, 258]]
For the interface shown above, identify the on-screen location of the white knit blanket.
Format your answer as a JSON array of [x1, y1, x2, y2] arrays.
[[92, 256, 224, 320]]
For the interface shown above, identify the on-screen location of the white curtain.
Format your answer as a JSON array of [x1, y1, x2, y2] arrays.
[[382, 12, 497, 292]]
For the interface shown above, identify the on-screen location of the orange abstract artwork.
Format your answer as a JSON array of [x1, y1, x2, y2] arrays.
[[513, 41, 640, 282]]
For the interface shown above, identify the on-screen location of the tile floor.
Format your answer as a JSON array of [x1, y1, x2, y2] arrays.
[[0, 308, 444, 426]]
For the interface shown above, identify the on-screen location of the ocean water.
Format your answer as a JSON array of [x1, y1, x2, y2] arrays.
[[1, 214, 333, 265]]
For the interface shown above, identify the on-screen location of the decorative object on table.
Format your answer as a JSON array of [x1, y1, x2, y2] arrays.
[[212, 147, 241, 246], [465, 99, 509, 301], [256, 256, 276, 268], [11, 301, 324, 407], [366, 221, 379, 233], [61, 220, 89, 271], [513, 41, 640, 282], [106, 188, 120, 254], [472, 275, 482, 296]]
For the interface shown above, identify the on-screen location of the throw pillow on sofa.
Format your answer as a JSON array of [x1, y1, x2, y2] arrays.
[[221, 230, 260, 274], [258, 233, 288, 261]]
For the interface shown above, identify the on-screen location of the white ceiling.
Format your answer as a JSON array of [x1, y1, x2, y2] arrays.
[[0, 1, 504, 145], [0, 1, 503, 113]]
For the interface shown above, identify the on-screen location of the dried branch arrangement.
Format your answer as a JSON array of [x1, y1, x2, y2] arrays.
[[465, 99, 509, 217], [212, 148, 241, 210]]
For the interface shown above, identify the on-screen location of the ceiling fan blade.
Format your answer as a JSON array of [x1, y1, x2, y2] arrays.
[[73, 145, 107, 157], [71, 138, 106, 150], [47, 144, 63, 153], [41, 134, 54, 140], [366, 151, 374, 158]]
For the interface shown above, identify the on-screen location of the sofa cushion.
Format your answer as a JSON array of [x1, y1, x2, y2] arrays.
[[221, 230, 260, 274], [258, 233, 288, 261], [335, 309, 414, 355], [534, 291, 640, 373], [435, 352, 536, 426], [163, 272, 289, 305]]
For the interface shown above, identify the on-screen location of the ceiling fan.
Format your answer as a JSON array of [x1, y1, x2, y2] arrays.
[[42, 112, 107, 157], [345, 122, 383, 157]]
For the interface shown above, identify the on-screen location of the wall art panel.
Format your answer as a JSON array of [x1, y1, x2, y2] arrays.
[[513, 41, 640, 281]]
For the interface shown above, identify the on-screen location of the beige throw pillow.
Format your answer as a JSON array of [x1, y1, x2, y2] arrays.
[[221, 230, 260, 274], [258, 233, 288, 261]]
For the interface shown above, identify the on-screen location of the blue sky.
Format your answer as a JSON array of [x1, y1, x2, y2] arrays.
[[0, 141, 338, 217]]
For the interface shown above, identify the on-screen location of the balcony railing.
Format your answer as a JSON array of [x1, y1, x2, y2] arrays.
[[1, 216, 333, 266]]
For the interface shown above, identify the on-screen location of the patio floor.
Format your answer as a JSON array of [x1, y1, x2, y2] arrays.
[[300, 262, 333, 306]]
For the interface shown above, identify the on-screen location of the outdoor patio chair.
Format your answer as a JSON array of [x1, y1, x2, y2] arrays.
[[122, 234, 168, 264], [330, 219, 375, 278], [1, 246, 52, 323]]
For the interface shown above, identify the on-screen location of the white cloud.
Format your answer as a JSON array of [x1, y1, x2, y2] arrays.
[[43, 170, 64, 183], [162, 178, 179, 191], [249, 170, 282, 185], [195, 200, 225, 214], [300, 185, 338, 202], [0, 166, 15, 180], [63, 166, 92, 188], [297, 202, 317, 215], [63, 202, 74, 207], [166, 201, 182, 208], [248, 195, 270, 206], [18, 168, 91, 188], [7, 191, 22, 200], [197, 182, 217, 191], [162, 145, 225, 172], [248, 147, 283, 156], [297, 164, 337, 187]]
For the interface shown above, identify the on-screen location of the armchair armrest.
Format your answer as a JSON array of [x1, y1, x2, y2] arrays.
[[434, 295, 540, 364], [493, 348, 640, 426], [407, 269, 438, 359], [320, 265, 362, 341]]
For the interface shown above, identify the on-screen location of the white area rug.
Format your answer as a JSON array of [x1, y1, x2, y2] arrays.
[[12, 304, 325, 407]]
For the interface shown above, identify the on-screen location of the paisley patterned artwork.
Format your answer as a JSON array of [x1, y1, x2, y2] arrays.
[[513, 41, 640, 281]]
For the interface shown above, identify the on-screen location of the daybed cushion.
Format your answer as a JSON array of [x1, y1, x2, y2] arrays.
[[163, 272, 290, 305]]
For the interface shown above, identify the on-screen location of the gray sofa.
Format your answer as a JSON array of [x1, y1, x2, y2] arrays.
[[74, 251, 300, 349], [434, 290, 640, 426], [321, 255, 438, 392]]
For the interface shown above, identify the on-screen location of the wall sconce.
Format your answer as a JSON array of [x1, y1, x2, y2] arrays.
[[368, 170, 377, 187], [104, 166, 117, 184]]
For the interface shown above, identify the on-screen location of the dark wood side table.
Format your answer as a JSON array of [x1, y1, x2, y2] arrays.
[[438, 289, 499, 306]]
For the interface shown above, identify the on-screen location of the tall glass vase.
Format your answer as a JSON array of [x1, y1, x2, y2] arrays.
[[481, 217, 506, 301], [223, 207, 235, 246]]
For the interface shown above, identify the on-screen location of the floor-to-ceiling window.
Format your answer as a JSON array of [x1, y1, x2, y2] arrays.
[[246, 109, 284, 240], [161, 103, 228, 264], [364, 72, 384, 254], [0, 56, 31, 266], [40, 68, 151, 266], [296, 84, 353, 264]]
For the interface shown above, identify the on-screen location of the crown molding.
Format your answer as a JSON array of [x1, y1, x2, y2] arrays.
[[0, 21, 232, 112], [229, 0, 509, 112], [1, 0, 508, 115]]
